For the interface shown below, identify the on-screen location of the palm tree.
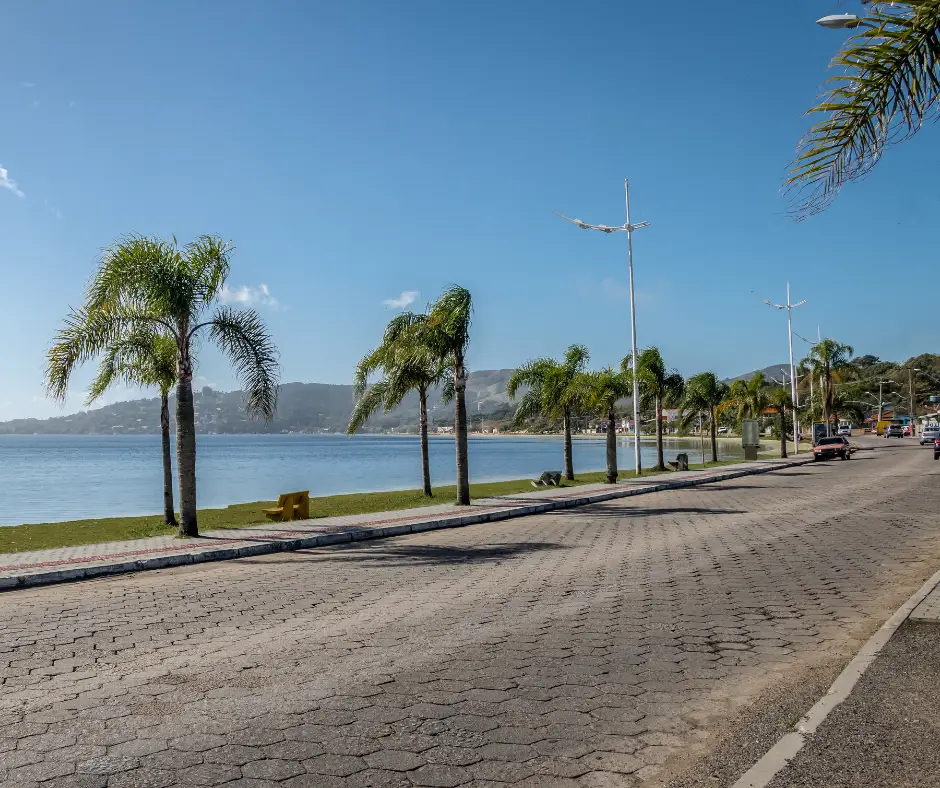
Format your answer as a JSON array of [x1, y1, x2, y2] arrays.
[[804, 339, 855, 431], [787, 2, 940, 217], [681, 372, 730, 464], [507, 345, 590, 481], [46, 234, 280, 537], [583, 368, 632, 484], [348, 315, 447, 497], [631, 347, 684, 472], [414, 286, 474, 506], [85, 331, 179, 526], [727, 373, 771, 427], [767, 386, 793, 459]]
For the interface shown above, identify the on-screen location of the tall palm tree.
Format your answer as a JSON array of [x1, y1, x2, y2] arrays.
[[414, 286, 474, 506], [507, 344, 590, 482], [767, 386, 793, 459], [681, 371, 730, 464], [584, 368, 632, 484], [804, 339, 855, 431], [46, 234, 280, 537], [787, 2, 940, 217], [85, 331, 179, 526], [348, 315, 447, 497], [631, 347, 684, 472], [727, 372, 771, 424]]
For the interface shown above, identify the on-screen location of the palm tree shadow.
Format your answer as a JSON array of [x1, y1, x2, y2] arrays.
[[243, 541, 568, 567], [555, 505, 746, 518]]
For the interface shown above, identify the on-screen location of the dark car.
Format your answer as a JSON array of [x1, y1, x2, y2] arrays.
[[813, 436, 851, 461], [885, 424, 904, 438]]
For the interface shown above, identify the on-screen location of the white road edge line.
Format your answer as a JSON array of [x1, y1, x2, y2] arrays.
[[731, 562, 940, 788]]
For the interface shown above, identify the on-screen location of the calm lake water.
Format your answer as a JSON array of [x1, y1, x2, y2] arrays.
[[0, 434, 743, 526]]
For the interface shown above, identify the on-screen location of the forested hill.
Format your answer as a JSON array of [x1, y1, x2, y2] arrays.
[[0, 370, 517, 435]]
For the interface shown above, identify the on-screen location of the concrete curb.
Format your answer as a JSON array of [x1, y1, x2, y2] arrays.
[[0, 457, 814, 592], [731, 561, 940, 788]]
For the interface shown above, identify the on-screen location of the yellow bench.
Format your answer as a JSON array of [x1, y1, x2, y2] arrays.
[[263, 491, 310, 522]]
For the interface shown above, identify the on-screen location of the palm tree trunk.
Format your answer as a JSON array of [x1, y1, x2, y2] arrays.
[[563, 409, 574, 481], [779, 412, 788, 459], [606, 408, 618, 484], [160, 393, 177, 526], [176, 342, 198, 537], [655, 395, 666, 471], [710, 405, 718, 464], [419, 385, 432, 497], [454, 356, 470, 506]]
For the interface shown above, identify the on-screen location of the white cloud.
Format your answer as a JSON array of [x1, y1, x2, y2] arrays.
[[383, 290, 420, 309], [0, 167, 24, 198], [219, 283, 279, 309]]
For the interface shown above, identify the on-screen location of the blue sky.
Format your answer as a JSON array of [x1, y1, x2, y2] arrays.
[[1, 0, 936, 420]]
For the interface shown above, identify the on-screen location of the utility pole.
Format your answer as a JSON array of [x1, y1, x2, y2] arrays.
[[756, 284, 806, 454], [555, 180, 649, 476], [909, 367, 921, 436]]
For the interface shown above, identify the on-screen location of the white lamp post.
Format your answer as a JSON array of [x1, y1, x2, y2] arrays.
[[555, 179, 649, 476], [756, 283, 806, 454]]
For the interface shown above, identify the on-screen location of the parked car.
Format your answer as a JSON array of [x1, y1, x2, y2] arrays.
[[903, 425, 912, 436], [838, 425, 851, 436], [813, 436, 851, 461], [920, 426, 940, 445], [885, 424, 904, 438], [717, 427, 729, 435]]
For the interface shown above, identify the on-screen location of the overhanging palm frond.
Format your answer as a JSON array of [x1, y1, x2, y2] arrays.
[[208, 306, 280, 419], [787, 1, 940, 217]]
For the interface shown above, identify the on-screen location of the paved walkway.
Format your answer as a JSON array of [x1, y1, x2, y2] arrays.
[[0, 458, 808, 590], [1, 441, 938, 788]]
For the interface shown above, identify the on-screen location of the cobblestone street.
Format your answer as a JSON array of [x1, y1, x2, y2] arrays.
[[2, 441, 939, 788]]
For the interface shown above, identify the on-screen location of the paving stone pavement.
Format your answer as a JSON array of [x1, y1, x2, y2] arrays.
[[1, 440, 938, 788], [0, 459, 801, 589]]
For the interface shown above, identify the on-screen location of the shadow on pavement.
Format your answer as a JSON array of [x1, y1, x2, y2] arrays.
[[246, 540, 568, 566], [557, 505, 746, 518]]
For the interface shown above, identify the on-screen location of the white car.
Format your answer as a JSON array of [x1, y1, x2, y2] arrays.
[[921, 426, 940, 445], [838, 426, 851, 437], [717, 427, 729, 435]]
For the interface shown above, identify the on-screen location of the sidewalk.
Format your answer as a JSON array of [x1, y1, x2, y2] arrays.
[[763, 617, 940, 788], [731, 561, 940, 788], [0, 456, 811, 591]]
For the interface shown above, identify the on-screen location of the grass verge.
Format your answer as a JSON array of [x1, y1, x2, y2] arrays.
[[0, 457, 764, 555]]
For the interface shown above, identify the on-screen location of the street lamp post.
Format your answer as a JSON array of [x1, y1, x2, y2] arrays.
[[757, 283, 806, 454], [908, 367, 922, 436], [556, 179, 650, 477]]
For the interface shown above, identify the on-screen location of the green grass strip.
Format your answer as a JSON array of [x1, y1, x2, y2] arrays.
[[0, 458, 756, 554]]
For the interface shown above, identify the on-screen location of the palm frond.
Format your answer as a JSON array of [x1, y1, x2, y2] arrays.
[[208, 306, 280, 419], [86, 331, 178, 405], [186, 236, 233, 311], [45, 305, 164, 403], [787, 1, 940, 217], [347, 379, 390, 434]]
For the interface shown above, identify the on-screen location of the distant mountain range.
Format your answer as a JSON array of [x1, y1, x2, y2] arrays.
[[0, 364, 791, 435], [0, 370, 519, 436]]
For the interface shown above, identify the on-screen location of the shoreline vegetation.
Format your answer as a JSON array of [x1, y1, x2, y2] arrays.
[[0, 457, 766, 555]]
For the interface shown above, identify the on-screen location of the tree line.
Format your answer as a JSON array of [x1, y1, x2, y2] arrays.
[[43, 235, 925, 532]]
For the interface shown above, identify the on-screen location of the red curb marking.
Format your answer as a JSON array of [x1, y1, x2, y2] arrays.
[[0, 504, 509, 574]]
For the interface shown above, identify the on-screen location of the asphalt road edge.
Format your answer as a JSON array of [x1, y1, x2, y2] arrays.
[[730, 561, 940, 788], [1, 457, 814, 592]]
